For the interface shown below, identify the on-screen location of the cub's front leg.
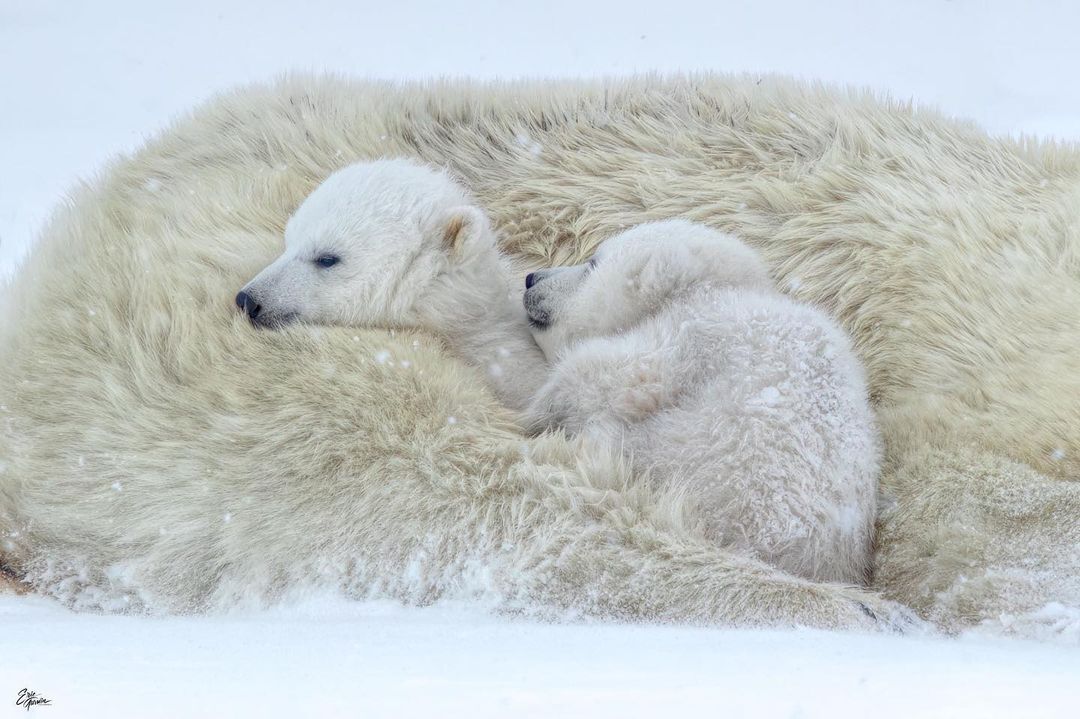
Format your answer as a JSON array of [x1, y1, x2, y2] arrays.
[[522, 334, 672, 436]]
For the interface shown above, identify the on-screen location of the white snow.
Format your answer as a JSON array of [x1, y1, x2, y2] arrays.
[[3, 1, 1080, 716], [3, 593, 1080, 719], [977, 602, 1080, 645], [758, 386, 782, 405]]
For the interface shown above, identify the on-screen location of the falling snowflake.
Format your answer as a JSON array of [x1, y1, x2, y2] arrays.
[[514, 131, 543, 157]]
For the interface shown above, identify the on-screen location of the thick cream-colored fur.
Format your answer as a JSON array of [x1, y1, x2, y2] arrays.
[[1, 75, 1077, 637]]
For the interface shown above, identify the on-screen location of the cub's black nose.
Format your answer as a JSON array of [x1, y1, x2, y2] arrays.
[[525, 272, 537, 289], [235, 291, 261, 320]]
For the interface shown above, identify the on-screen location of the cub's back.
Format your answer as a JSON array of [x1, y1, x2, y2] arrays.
[[628, 287, 879, 581]]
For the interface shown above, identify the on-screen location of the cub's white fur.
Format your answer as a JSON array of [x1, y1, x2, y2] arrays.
[[524, 221, 880, 583], [238, 159, 547, 411]]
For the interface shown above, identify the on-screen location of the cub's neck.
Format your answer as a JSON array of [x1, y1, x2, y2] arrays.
[[419, 257, 548, 413]]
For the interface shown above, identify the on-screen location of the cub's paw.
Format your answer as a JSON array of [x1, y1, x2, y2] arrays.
[[615, 364, 665, 421]]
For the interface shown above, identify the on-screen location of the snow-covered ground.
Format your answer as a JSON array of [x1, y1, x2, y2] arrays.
[[4, 594, 1080, 719], [3, 1, 1080, 716]]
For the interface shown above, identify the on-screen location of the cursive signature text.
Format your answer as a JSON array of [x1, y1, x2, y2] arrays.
[[16, 688, 51, 710]]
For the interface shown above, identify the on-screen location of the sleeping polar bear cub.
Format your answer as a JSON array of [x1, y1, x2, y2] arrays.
[[523, 220, 881, 584], [236, 159, 547, 411]]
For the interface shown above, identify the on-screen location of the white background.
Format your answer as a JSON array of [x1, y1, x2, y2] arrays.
[[3, 0, 1080, 274], [2, 1, 1080, 716]]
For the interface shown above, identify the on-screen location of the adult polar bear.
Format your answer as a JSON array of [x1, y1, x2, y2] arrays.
[[0, 75, 1077, 637]]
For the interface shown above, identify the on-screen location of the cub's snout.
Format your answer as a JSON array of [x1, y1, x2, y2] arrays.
[[522, 265, 584, 333], [235, 291, 261, 321], [523, 272, 556, 329]]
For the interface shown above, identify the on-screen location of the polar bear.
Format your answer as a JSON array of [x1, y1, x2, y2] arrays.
[[523, 220, 881, 584], [235, 159, 547, 411], [3, 75, 1076, 637]]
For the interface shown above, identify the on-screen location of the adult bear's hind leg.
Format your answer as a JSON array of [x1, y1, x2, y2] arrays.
[[874, 443, 1080, 638]]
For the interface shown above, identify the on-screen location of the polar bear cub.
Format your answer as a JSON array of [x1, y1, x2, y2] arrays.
[[523, 220, 881, 584], [236, 159, 547, 411]]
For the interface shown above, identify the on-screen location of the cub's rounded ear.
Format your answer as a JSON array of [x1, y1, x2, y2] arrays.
[[439, 206, 490, 259]]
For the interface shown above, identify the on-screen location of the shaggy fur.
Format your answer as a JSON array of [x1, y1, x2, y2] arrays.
[[522, 220, 880, 584], [1, 74, 1077, 637]]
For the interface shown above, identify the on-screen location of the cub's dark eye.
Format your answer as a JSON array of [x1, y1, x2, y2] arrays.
[[587, 257, 599, 271], [315, 255, 340, 268]]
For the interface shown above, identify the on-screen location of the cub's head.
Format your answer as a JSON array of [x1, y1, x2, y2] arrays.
[[236, 159, 497, 329], [523, 219, 771, 358]]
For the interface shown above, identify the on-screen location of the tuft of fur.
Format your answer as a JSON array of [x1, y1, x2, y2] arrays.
[[1, 74, 1077, 638], [523, 220, 880, 585]]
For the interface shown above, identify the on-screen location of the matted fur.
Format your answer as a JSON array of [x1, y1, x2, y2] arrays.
[[1, 75, 1078, 635]]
